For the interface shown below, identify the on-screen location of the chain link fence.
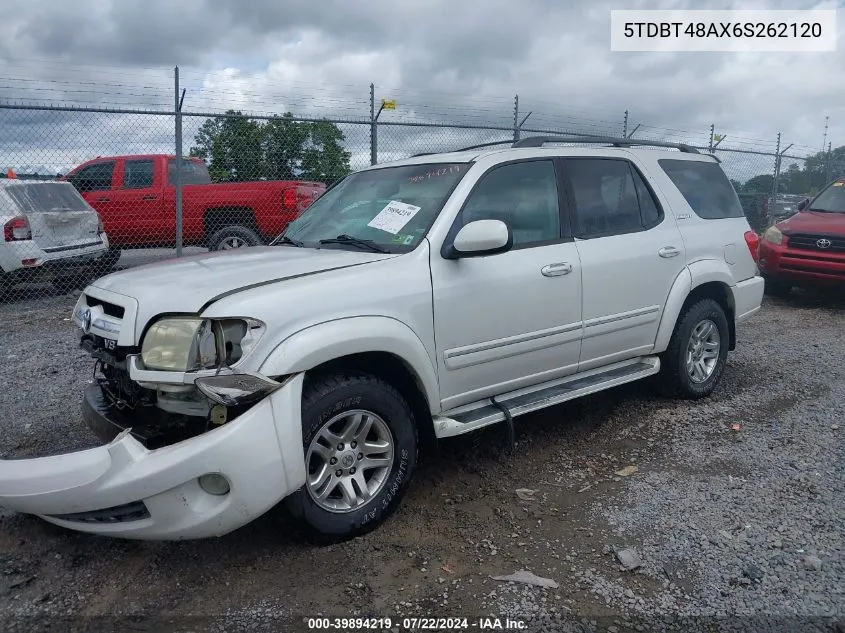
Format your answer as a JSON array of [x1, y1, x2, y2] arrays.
[[0, 86, 836, 307]]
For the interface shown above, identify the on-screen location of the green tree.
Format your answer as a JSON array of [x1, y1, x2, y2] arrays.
[[743, 174, 775, 194], [189, 111, 351, 185], [262, 113, 308, 180], [300, 120, 353, 184], [190, 110, 267, 182]]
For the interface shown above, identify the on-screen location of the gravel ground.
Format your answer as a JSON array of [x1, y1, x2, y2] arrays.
[[0, 288, 842, 633]]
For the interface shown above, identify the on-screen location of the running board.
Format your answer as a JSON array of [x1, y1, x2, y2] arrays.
[[433, 356, 660, 439]]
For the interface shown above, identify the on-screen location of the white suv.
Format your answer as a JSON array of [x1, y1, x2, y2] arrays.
[[0, 137, 764, 542]]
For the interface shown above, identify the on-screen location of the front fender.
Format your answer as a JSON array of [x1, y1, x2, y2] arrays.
[[258, 316, 440, 413]]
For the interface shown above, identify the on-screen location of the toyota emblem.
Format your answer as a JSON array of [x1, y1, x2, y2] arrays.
[[82, 308, 92, 333], [816, 238, 832, 249]]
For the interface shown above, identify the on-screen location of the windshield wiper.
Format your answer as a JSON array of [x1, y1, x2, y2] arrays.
[[318, 234, 389, 253], [270, 235, 304, 247], [807, 208, 837, 213]]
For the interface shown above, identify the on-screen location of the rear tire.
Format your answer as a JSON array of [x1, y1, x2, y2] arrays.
[[657, 298, 730, 400], [207, 225, 262, 251], [284, 371, 418, 543]]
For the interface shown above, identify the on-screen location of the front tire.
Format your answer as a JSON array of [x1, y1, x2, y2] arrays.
[[284, 372, 418, 542], [657, 298, 730, 399]]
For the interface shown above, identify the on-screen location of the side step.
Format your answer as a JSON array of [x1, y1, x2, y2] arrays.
[[433, 356, 660, 439]]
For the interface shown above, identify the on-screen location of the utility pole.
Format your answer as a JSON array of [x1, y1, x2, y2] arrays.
[[622, 110, 628, 139], [769, 132, 781, 227], [822, 115, 829, 152], [709, 124, 715, 154], [513, 95, 519, 142]]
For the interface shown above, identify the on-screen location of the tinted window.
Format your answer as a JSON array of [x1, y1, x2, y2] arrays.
[[566, 159, 643, 237], [659, 159, 744, 219], [168, 159, 212, 185], [123, 160, 154, 189], [69, 162, 114, 192], [633, 167, 662, 226], [460, 160, 560, 247]]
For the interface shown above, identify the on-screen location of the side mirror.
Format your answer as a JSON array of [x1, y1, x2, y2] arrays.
[[797, 198, 809, 211], [444, 219, 513, 259]]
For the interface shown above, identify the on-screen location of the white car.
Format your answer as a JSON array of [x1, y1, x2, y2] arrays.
[[0, 179, 109, 292], [0, 137, 764, 542]]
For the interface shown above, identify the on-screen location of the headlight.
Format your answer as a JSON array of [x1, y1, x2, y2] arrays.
[[763, 225, 783, 245], [141, 317, 265, 372]]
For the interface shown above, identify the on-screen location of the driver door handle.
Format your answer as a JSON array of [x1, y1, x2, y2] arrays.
[[658, 246, 681, 258], [541, 262, 573, 277]]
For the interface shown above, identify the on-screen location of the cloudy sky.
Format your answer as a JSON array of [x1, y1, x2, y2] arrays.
[[0, 0, 843, 179]]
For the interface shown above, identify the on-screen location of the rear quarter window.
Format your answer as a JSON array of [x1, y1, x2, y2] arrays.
[[658, 159, 744, 220]]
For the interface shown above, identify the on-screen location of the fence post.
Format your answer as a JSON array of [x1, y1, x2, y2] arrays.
[[709, 124, 714, 153], [769, 132, 781, 227], [369, 83, 377, 166], [174, 66, 184, 257], [622, 110, 628, 139], [825, 142, 833, 183], [513, 95, 520, 142]]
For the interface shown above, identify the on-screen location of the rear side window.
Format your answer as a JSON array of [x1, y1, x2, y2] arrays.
[[659, 159, 744, 219], [564, 158, 664, 238], [123, 160, 154, 189], [168, 159, 212, 185]]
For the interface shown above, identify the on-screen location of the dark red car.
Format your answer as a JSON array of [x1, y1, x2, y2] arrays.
[[758, 176, 845, 295]]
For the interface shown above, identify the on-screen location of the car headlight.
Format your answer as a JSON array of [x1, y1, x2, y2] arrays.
[[141, 317, 265, 372], [763, 225, 783, 245]]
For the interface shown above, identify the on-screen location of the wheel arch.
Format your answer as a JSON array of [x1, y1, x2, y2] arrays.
[[654, 263, 737, 353], [259, 317, 440, 450], [202, 206, 258, 241]]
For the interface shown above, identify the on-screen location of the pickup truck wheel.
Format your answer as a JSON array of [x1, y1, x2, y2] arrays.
[[657, 298, 729, 400], [285, 372, 418, 542], [207, 225, 262, 251]]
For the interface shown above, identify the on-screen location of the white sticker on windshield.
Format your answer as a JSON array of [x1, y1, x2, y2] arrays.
[[367, 200, 421, 235]]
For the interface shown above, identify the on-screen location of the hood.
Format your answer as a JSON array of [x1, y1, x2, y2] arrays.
[[90, 246, 397, 325], [779, 210, 845, 235]]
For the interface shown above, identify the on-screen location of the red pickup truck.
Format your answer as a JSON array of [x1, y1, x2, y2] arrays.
[[62, 154, 325, 265]]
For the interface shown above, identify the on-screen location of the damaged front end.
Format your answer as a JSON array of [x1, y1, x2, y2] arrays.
[[0, 290, 307, 540]]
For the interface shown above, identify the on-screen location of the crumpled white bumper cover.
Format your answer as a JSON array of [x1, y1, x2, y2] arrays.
[[0, 374, 307, 540]]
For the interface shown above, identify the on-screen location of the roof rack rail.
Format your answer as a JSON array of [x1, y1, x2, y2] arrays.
[[511, 135, 701, 154], [412, 140, 513, 157]]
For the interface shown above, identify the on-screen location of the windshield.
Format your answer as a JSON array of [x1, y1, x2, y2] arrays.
[[5, 182, 91, 213], [808, 179, 845, 213], [281, 162, 471, 252]]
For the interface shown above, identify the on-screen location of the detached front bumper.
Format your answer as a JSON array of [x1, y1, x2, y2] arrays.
[[0, 374, 307, 540]]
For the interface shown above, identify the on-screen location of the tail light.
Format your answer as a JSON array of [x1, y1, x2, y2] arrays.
[[282, 188, 297, 211], [4, 216, 31, 242], [744, 230, 760, 262], [96, 214, 105, 234]]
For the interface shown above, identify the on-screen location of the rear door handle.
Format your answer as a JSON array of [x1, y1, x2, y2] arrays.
[[142, 195, 157, 201], [96, 197, 110, 202], [541, 262, 573, 277], [658, 246, 681, 258]]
